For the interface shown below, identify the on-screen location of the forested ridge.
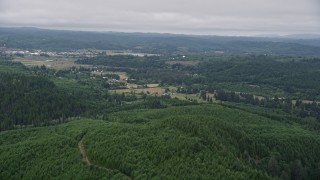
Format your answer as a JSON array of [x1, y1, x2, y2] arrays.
[[1, 105, 320, 179], [2, 27, 320, 56], [0, 62, 85, 130]]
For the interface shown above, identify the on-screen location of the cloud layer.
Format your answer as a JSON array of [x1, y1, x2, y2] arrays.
[[0, 0, 319, 35]]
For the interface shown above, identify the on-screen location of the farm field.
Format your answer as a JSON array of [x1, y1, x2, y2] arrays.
[[13, 57, 92, 70], [110, 86, 165, 96]]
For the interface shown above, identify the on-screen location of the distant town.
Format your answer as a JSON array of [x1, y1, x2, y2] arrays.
[[0, 47, 158, 58]]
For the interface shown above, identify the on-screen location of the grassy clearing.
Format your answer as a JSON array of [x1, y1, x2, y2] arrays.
[[13, 57, 92, 70], [171, 93, 210, 103], [105, 50, 159, 57], [91, 71, 128, 82], [146, 84, 159, 88], [111, 83, 215, 103], [110, 87, 165, 96]]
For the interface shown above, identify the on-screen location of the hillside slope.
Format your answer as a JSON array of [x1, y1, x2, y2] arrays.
[[1, 27, 320, 56], [1, 104, 320, 179]]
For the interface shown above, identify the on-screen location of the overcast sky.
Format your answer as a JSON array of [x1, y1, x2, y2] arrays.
[[0, 0, 319, 36]]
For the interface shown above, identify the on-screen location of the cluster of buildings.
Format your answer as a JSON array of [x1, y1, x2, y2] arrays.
[[0, 48, 103, 57]]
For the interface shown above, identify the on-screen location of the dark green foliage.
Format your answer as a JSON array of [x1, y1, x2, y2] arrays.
[[0, 73, 85, 130], [1, 104, 320, 179], [215, 90, 320, 122], [0, 123, 122, 179], [200, 56, 320, 99], [190, 56, 320, 99], [0, 61, 29, 74]]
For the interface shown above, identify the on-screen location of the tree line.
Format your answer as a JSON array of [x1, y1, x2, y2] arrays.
[[214, 90, 320, 120]]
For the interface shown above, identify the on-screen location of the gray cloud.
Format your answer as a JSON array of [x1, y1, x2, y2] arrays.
[[0, 0, 319, 35]]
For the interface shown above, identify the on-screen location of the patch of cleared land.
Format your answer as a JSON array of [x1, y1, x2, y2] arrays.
[[91, 71, 128, 81], [13, 57, 92, 70], [106, 50, 159, 57], [110, 87, 165, 96], [171, 93, 215, 103], [146, 84, 159, 88]]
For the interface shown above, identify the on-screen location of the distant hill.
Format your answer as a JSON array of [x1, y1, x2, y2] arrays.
[[1, 27, 320, 56]]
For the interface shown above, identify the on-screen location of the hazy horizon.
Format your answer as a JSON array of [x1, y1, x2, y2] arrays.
[[0, 0, 319, 36]]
